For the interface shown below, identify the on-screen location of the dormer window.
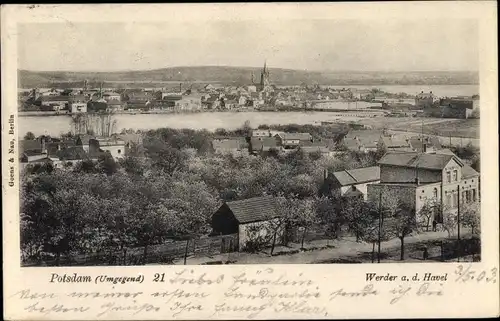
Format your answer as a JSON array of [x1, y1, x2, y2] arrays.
[[453, 170, 458, 182]]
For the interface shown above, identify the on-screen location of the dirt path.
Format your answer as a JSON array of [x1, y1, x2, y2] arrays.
[[176, 230, 471, 265]]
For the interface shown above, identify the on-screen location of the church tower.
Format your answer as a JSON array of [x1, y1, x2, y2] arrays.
[[259, 61, 270, 91]]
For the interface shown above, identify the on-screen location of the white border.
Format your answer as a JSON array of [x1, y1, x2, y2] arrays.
[[2, 2, 498, 319]]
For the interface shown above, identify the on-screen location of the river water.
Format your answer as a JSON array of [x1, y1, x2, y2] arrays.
[[19, 84, 479, 138], [20, 111, 363, 137]]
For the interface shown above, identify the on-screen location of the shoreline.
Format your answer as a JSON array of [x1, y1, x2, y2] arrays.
[[18, 108, 389, 117]]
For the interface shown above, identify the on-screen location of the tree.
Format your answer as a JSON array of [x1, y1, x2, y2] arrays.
[[460, 202, 480, 236], [241, 120, 252, 137], [316, 195, 344, 241], [342, 197, 373, 242], [388, 202, 417, 261], [417, 199, 439, 231], [24, 131, 36, 140], [97, 153, 118, 176]]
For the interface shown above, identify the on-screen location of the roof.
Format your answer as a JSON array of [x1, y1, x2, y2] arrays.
[[409, 136, 442, 152], [378, 152, 464, 170], [343, 138, 362, 151], [345, 130, 382, 148], [251, 137, 279, 151], [331, 166, 380, 186], [434, 148, 456, 156], [57, 146, 88, 161], [462, 164, 480, 178], [416, 92, 435, 98], [277, 133, 312, 141], [380, 135, 411, 148], [20, 140, 42, 153], [212, 138, 244, 151], [225, 196, 280, 224], [68, 95, 88, 102], [40, 96, 69, 102]]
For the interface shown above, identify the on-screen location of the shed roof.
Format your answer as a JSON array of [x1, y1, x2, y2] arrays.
[[226, 196, 280, 224], [332, 166, 380, 186]]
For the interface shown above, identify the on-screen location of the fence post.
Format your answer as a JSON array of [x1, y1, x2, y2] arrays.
[[183, 239, 190, 265]]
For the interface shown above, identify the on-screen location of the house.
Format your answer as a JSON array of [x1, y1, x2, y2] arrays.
[[378, 135, 413, 152], [69, 95, 88, 113], [409, 136, 442, 153], [203, 95, 221, 109], [439, 97, 480, 119], [106, 100, 123, 112], [56, 146, 88, 162], [343, 130, 382, 152], [415, 91, 438, 108], [323, 166, 380, 200], [223, 99, 238, 110], [211, 196, 285, 251], [274, 132, 313, 149], [159, 94, 183, 109], [300, 139, 334, 155], [20, 139, 46, 155], [246, 85, 257, 93], [90, 137, 126, 159], [250, 136, 282, 155], [367, 151, 480, 224], [175, 94, 202, 111], [238, 95, 248, 106], [212, 137, 248, 154], [102, 92, 121, 101], [39, 96, 69, 111]]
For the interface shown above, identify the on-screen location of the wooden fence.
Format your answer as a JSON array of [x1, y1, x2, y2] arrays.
[[23, 233, 239, 267]]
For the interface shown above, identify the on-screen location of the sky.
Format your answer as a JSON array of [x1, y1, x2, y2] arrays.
[[17, 19, 479, 72]]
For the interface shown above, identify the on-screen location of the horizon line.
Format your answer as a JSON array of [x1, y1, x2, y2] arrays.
[[18, 65, 480, 74]]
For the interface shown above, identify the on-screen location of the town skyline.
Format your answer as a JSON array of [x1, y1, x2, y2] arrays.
[[18, 19, 479, 73]]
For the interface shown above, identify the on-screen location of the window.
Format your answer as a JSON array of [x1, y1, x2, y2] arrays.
[[446, 194, 452, 207], [452, 193, 458, 208], [453, 170, 458, 182], [433, 188, 438, 199], [472, 189, 477, 201], [118, 149, 121, 154], [446, 172, 451, 183]]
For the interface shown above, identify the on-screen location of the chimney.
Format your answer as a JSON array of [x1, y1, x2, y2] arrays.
[[415, 177, 420, 185]]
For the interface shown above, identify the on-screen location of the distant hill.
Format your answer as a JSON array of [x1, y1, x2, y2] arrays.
[[18, 67, 479, 89]]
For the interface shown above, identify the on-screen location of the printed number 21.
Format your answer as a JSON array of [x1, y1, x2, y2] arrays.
[[153, 273, 165, 282]]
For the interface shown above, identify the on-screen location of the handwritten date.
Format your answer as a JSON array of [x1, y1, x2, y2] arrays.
[[455, 265, 497, 283]]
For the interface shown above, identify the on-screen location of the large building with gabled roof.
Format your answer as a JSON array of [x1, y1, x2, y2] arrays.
[[367, 150, 479, 224]]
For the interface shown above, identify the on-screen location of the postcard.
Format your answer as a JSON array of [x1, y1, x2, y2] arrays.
[[2, 2, 498, 320]]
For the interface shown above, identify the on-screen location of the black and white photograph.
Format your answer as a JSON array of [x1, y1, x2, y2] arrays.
[[17, 17, 482, 267]]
